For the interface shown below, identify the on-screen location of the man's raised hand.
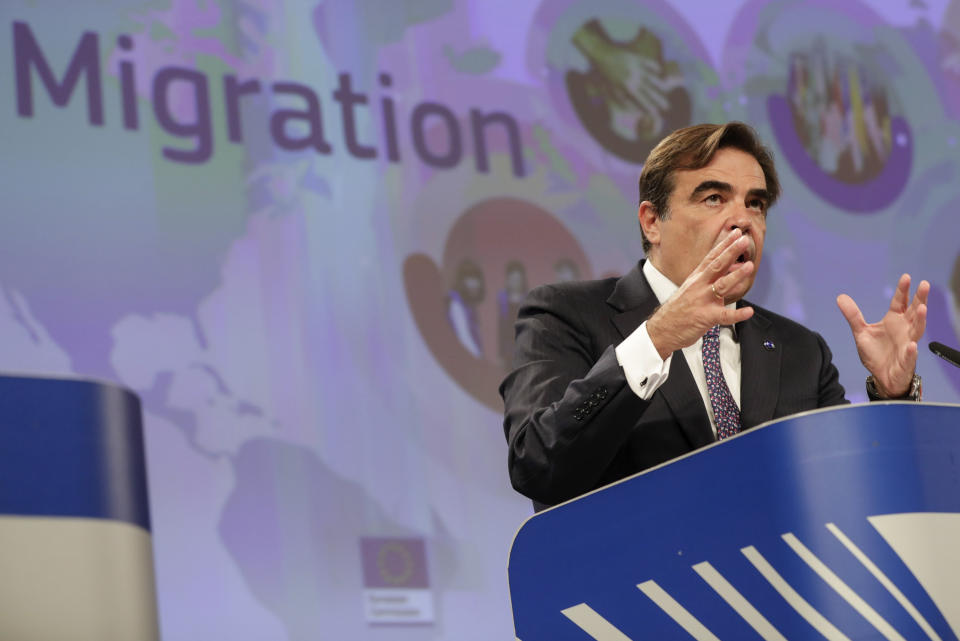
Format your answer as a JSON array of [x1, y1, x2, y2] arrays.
[[646, 229, 756, 360], [837, 274, 929, 398]]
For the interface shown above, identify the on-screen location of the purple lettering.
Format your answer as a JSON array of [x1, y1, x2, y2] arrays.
[[152, 67, 212, 163], [379, 73, 400, 162], [224, 75, 261, 143], [411, 102, 462, 169], [9, 22, 531, 176], [269, 82, 331, 152], [470, 109, 525, 178], [13, 21, 103, 125], [332, 72, 376, 159], [117, 35, 138, 130]]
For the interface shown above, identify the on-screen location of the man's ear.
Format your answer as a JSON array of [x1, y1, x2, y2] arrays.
[[638, 201, 661, 246]]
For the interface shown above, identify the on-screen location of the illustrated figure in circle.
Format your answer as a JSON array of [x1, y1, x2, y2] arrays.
[[787, 46, 893, 184], [403, 197, 592, 411], [498, 261, 529, 367], [553, 258, 581, 283], [447, 259, 485, 359], [565, 19, 692, 163]]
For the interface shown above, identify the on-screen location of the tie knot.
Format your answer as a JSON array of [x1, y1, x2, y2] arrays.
[[705, 325, 721, 339]]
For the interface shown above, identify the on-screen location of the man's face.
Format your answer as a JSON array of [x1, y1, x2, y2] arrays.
[[642, 147, 770, 302]]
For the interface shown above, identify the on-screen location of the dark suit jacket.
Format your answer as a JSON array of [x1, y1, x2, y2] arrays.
[[500, 262, 848, 510]]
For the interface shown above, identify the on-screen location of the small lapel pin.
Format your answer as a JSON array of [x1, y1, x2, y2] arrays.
[[762, 339, 776, 351]]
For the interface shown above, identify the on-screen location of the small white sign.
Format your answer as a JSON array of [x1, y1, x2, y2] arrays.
[[363, 588, 435, 625]]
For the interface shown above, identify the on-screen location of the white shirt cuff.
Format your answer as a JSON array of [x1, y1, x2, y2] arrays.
[[615, 321, 672, 400]]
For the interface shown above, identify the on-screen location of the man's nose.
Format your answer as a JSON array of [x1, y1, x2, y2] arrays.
[[728, 210, 752, 234]]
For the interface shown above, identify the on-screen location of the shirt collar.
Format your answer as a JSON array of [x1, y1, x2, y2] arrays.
[[642, 259, 679, 305]]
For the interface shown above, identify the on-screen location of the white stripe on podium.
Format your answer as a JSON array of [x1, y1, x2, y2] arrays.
[[561, 602, 634, 641], [826, 522, 943, 641], [693, 560, 788, 641], [742, 545, 851, 641], [782, 532, 906, 641], [636, 580, 721, 641]]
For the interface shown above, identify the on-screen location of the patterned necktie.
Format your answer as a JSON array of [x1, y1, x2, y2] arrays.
[[702, 325, 741, 440]]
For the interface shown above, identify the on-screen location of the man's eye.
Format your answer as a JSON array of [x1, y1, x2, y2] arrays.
[[704, 194, 722, 204], [748, 198, 767, 211]]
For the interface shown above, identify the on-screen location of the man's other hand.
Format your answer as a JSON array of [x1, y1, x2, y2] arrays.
[[837, 274, 930, 398]]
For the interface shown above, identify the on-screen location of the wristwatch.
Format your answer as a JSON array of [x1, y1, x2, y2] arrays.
[[865, 374, 922, 402]]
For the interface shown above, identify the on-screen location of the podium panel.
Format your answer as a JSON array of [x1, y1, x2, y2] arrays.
[[0, 374, 159, 641], [509, 403, 960, 641]]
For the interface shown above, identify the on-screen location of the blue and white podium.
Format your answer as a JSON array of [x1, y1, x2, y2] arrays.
[[509, 403, 960, 641], [0, 374, 159, 641]]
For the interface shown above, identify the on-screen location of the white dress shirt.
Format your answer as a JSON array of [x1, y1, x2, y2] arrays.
[[614, 261, 742, 437]]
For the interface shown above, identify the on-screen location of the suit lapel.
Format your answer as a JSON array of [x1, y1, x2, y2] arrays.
[[607, 263, 714, 448], [609, 263, 659, 340], [738, 305, 781, 429]]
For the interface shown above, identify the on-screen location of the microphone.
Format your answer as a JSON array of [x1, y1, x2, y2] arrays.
[[929, 341, 960, 369]]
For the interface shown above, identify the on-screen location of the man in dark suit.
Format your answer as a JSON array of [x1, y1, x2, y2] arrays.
[[500, 122, 929, 511]]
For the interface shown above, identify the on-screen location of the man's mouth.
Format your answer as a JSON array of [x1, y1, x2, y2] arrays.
[[726, 249, 754, 277]]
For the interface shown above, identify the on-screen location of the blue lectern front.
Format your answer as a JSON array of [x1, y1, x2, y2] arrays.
[[509, 403, 960, 641], [0, 374, 159, 641]]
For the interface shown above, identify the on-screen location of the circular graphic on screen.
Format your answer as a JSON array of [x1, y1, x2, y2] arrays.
[[530, 0, 720, 165], [725, 0, 915, 212], [936, 0, 960, 119], [781, 44, 904, 186], [403, 198, 592, 410]]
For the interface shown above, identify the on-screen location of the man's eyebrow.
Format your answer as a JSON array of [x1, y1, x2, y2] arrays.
[[689, 180, 731, 199], [746, 188, 772, 203]]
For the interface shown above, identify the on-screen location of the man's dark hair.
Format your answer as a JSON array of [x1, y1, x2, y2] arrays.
[[638, 122, 781, 252]]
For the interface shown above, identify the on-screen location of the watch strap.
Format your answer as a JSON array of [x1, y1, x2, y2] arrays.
[[866, 374, 922, 402]]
